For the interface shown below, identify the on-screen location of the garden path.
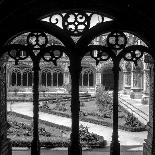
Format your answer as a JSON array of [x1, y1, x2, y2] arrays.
[[8, 101, 147, 148]]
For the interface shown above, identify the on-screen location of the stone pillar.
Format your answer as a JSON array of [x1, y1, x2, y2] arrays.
[[63, 62, 70, 85], [31, 61, 40, 155], [143, 63, 150, 94], [110, 62, 120, 155], [68, 58, 82, 155], [143, 64, 155, 155], [0, 60, 12, 155], [131, 63, 134, 89], [130, 62, 143, 99], [96, 71, 101, 85], [123, 70, 131, 94], [142, 64, 150, 104], [64, 72, 70, 84]]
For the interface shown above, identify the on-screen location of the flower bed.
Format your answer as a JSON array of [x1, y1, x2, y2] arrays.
[[7, 112, 107, 149], [38, 89, 146, 132], [39, 106, 146, 132]]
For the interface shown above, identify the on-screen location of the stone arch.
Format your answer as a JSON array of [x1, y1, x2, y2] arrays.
[[80, 68, 95, 87], [0, 4, 154, 154]]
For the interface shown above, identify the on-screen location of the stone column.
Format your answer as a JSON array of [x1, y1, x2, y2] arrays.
[[63, 63, 69, 84], [131, 63, 134, 89], [31, 61, 40, 155], [142, 64, 150, 103], [96, 71, 101, 85], [151, 65, 155, 154], [0, 60, 12, 155], [143, 63, 150, 95], [64, 71, 70, 84], [110, 62, 120, 155], [143, 64, 155, 155], [123, 70, 131, 94], [68, 58, 82, 155]]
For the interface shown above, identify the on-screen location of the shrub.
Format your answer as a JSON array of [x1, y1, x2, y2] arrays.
[[80, 102, 85, 107], [79, 124, 107, 148], [142, 97, 149, 105], [130, 92, 135, 99], [123, 89, 127, 95], [64, 83, 71, 94], [125, 113, 143, 128], [95, 85, 113, 113]]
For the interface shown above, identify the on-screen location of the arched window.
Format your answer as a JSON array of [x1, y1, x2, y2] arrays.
[[23, 70, 33, 86], [80, 69, 94, 87], [23, 71, 27, 86], [28, 72, 33, 86], [11, 72, 16, 86], [41, 69, 52, 87], [53, 69, 63, 87], [11, 69, 21, 86]]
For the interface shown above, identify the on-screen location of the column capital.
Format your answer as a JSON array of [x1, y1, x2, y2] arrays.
[[112, 65, 121, 72], [68, 65, 82, 75]]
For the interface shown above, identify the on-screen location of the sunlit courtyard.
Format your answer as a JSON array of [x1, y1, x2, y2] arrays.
[[7, 91, 149, 154]]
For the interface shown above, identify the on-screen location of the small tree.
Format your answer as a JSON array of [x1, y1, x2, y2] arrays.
[[125, 113, 141, 128], [13, 87, 19, 97], [64, 83, 71, 94], [95, 84, 113, 113]]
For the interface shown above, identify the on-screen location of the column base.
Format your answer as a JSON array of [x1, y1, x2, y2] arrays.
[[110, 141, 120, 155], [31, 139, 40, 155], [68, 143, 82, 155], [143, 139, 152, 155], [0, 138, 12, 155]]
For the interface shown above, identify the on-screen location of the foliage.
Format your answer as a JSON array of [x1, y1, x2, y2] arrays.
[[39, 87, 49, 97], [8, 112, 107, 148], [64, 83, 71, 94], [125, 113, 143, 128], [141, 97, 149, 105], [80, 102, 85, 107], [95, 84, 113, 113], [8, 121, 51, 137], [79, 124, 107, 148], [53, 101, 67, 112], [130, 91, 135, 99], [123, 89, 127, 95], [13, 87, 19, 96]]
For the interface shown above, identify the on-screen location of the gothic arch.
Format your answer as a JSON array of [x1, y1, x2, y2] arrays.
[[80, 68, 95, 87], [22, 68, 33, 87], [0, 6, 155, 155]]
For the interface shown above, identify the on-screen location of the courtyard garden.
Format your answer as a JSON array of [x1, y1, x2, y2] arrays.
[[7, 111, 107, 149], [7, 85, 146, 149], [39, 86, 146, 132]]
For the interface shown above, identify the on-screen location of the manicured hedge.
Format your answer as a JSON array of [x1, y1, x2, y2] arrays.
[[8, 112, 107, 149], [39, 106, 146, 132]]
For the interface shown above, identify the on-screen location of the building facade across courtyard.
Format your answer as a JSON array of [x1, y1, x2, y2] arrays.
[[6, 33, 150, 100]]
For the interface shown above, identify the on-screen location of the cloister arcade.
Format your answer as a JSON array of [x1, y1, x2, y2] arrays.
[[0, 1, 155, 155], [6, 33, 150, 99]]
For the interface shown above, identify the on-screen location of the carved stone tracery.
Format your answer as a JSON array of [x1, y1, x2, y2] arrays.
[[0, 9, 154, 155]]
